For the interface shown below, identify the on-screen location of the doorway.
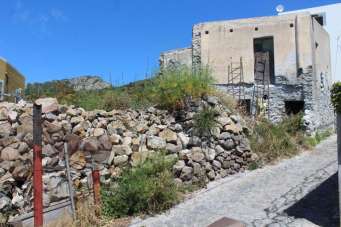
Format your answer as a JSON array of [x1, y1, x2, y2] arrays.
[[254, 37, 275, 84]]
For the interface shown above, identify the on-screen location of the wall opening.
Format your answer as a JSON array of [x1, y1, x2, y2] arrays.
[[285, 101, 305, 115], [253, 36, 275, 84], [312, 14, 324, 26], [238, 99, 251, 115]]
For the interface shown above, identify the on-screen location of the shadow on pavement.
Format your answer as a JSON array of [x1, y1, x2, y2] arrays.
[[284, 172, 339, 227]]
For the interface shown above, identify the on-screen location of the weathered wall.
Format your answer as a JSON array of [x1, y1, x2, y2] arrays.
[[305, 19, 334, 131], [0, 59, 25, 102], [192, 14, 312, 84], [159, 47, 192, 70]]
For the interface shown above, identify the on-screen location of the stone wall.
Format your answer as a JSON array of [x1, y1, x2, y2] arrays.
[[159, 47, 192, 70], [0, 97, 255, 219]]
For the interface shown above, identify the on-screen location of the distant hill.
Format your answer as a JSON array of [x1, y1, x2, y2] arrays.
[[62, 75, 111, 91], [25, 75, 111, 100]]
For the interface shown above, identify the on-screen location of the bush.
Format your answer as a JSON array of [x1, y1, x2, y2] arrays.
[[193, 106, 218, 137], [331, 82, 341, 113], [250, 113, 333, 165], [250, 119, 298, 164], [145, 67, 214, 110], [101, 152, 180, 218]]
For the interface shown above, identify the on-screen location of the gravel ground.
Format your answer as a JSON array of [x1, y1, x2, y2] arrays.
[[130, 135, 338, 227]]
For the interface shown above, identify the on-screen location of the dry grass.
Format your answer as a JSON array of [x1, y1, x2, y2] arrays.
[[46, 200, 102, 227]]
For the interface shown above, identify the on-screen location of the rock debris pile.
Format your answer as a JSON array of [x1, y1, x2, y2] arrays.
[[0, 96, 256, 217]]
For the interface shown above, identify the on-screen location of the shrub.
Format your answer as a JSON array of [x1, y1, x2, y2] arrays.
[[101, 152, 180, 218], [331, 82, 341, 113], [145, 67, 214, 110], [250, 119, 298, 164], [193, 106, 219, 137], [250, 113, 333, 165]]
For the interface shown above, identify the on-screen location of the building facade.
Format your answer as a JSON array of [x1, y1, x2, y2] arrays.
[[160, 13, 334, 133], [0, 58, 25, 102], [280, 3, 341, 82]]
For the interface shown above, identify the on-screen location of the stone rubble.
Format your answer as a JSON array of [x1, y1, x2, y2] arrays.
[[0, 96, 255, 218]]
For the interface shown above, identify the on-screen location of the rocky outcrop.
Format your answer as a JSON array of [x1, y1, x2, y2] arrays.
[[0, 96, 256, 218], [64, 75, 111, 91]]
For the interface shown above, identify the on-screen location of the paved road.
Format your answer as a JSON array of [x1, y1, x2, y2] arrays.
[[130, 135, 338, 227]]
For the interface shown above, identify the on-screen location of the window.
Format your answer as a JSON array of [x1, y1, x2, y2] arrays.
[[285, 101, 305, 115], [312, 14, 325, 26], [230, 29, 233, 32], [205, 30, 209, 34], [255, 27, 258, 31], [290, 23, 294, 28]]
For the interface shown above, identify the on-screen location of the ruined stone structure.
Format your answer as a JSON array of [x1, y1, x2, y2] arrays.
[[160, 13, 334, 133]]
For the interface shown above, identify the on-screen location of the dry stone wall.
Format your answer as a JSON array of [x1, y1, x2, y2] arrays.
[[0, 96, 255, 218]]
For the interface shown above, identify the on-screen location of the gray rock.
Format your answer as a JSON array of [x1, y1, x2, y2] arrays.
[[220, 139, 235, 150], [178, 132, 189, 148], [212, 160, 222, 169], [0, 195, 11, 211], [93, 128, 106, 137], [147, 136, 166, 150], [1, 147, 20, 161], [206, 96, 219, 105], [111, 145, 132, 156], [81, 137, 99, 152], [219, 132, 232, 140], [99, 134, 112, 150], [179, 149, 191, 160], [217, 116, 232, 126], [173, 160, 185, 174], [166, 143, 182, 154], [207, 170, 216, 180], [204, 148, 216, 161], [42, 144, 59, 156], [159, 128, 177, 143], [188, 136, 201, 147], [180, 166, 193, 181], [0, 122, 11, 138], [114, 155, 129, 166], [191, 147, 205, 162]]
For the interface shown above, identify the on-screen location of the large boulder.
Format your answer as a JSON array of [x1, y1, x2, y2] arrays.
[[35, 98, 59, 113], [1, 147, 20, 161]]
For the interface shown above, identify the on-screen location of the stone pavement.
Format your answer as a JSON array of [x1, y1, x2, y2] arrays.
[[130, 135, 338, 227]]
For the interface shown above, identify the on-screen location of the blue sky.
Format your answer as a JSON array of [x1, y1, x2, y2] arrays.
[[0, 0, 340, 84]]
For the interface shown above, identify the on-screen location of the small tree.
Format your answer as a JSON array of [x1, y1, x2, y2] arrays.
[[331, 82, 341, 114], [331, 82, 341, 227]]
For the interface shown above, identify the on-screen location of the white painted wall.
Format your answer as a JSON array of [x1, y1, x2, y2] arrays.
[[280, 3, 341, 82]]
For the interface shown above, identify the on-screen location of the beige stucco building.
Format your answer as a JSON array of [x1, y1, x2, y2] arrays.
[[160, 13, 334, 133], [0, 58, 25, 102]]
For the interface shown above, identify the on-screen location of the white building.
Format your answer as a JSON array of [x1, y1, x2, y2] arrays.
[[280, 3, 341, 82]]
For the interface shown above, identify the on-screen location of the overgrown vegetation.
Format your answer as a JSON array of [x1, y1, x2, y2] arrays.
[[331, 82, 341, 113], [101, 152, 180, 218], [250, 113, 332, 166], [25, 67, 213, 111], [193, 106, 219, 137]]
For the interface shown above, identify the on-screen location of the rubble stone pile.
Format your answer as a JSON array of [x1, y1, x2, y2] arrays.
[[0, 96, 255, 217]]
